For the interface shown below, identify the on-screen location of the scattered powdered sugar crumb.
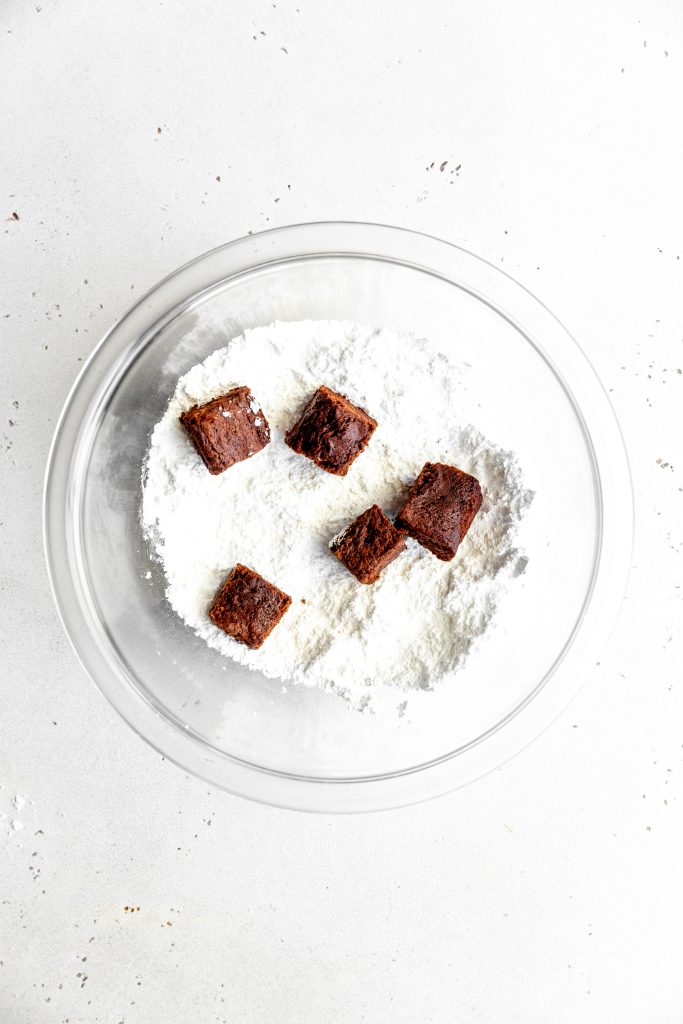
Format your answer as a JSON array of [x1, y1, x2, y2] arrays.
[[141, 319, 533, 711]]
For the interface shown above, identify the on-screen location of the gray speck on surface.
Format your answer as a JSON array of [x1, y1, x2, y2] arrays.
[[513, 555, 529, 576]]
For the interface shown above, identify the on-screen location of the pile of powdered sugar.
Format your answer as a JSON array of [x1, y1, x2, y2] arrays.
[[141, 319, 533, 710]]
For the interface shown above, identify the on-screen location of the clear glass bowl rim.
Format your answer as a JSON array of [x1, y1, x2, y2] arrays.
[[43, 221, 634, 813]]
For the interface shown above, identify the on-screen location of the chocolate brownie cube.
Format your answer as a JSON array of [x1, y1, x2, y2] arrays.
[[396, 462, 483, 561], [180, 386, 270, 475], [209, 564, 292, 649], [330, 504, 406, 584], [285, 385, 377, 476]]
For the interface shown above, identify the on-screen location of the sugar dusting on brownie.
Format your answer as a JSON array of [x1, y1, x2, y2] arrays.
[[141, 320, 534, 712]]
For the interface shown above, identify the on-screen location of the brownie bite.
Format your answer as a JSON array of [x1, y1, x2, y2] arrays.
[[209, 564, 292, 649], [179, 386, 270, 475], [396, 462, 483, 561], [285, 385, 377, 476], [330, 504, 406, 584]]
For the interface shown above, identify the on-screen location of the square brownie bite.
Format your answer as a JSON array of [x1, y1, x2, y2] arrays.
[[285, 385, 377, 476], [330, 504, 406, 584], [396, 462, 483, 561], [209, 564, 292, 649], [179, 386, 270, 475]]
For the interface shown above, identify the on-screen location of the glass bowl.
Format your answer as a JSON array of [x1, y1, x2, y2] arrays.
[[43, 223, 632, 812]]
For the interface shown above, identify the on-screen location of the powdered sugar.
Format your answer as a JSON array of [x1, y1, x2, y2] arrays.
[[141, 320, 533, 710]]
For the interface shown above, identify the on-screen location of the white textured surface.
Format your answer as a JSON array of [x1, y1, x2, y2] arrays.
[[1, 1, 682, 1021], [142, 320, 531, 707]]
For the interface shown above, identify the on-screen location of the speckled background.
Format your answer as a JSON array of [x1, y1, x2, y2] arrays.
[[1, 1, 682, 1021]]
